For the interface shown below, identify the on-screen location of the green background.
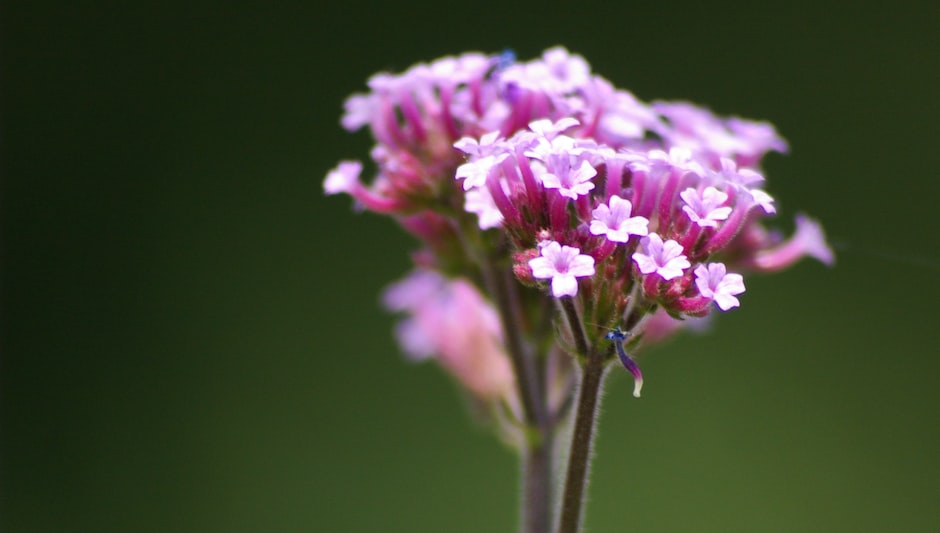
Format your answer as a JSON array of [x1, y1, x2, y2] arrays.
[[3, 1, 939, 531]]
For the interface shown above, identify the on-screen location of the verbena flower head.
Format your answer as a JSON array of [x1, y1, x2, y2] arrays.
[[326, 47, 833, 397]]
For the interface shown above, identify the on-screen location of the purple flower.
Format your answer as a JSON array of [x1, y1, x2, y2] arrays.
[[589, 195, 649, 243], [340, 94, 375, 132], [324, 161, 363, 195], [710, 158, 775, 214], [727, 117, 790, 161], [712, 157, 764, 188], [680, 186, 733, 228], [454, 131, 505, 158], [526, 137, 597, 199], [501, 47, 591, 95], [528, 117, 580, 139], [752, 214, 835, 270], [694, 263, 746, 311], [328, 46, 833, 372], [529, 241, 596, 297], [464, 187, 504, 229], [537, 160, 596, 199], [382, 270, 515, 400], [456, 153, 507, 190], [643, 146, 706, 179], [632, 233, 691, 280]]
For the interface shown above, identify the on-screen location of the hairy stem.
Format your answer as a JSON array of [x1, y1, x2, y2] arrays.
[[557, 297, 605, 533], [523, 436, 552, 533], [479, 258, 552, 533], [556, 356, 606, 533]]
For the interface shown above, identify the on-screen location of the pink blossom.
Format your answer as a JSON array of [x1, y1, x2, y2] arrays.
[[587, 78, 662, 143], [454, 131, 504, 157], [328, 47, 833, 384], [713, 157, 765, 188], [455, 153, 507, 190], [383, 270, 515, 400], [340, 94, 376, 132], [324, 161, 363, 195], [529, 241, 596, 297], [694, 263, 746, 311], [501, 47, 591, 95], [643, 146, 706, 178], [528, 117, 580, 139], [633, 233, 691, 280], [727, 117, 790, 160], [464, 187, 504, 229], [527, 141, 597, 199], [538, 160, 596, 199], [752, 214, 835, 270], [680, 186, 733, 228], [710, 158, 775, 214], [589, 195, 649, 243]]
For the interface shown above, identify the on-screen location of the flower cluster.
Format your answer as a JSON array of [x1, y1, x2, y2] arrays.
[[326, 47, 832, 400], [456, 116, 833, 326]]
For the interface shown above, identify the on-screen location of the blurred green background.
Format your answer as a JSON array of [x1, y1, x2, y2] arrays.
[[3, 1, 939, 531]]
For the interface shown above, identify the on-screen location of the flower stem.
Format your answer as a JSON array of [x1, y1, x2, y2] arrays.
[[523, 436, 552, 533], [557, 356, 606, 533], [556, 297, 605, 533], [479, 257, 553, 533]]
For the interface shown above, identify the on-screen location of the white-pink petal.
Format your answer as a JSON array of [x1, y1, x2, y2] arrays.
[[568, 255, 597, 277], [324, 161, 363, 195], [552, 274, 579, 297], [694, 263, 745, 311], [464, 187, 504, 229], [590, 195, 651, 242], [529, 256, 558, 279], [633, 254, 659, 275], [528, 241, 596, 298], [713, 274, 746, 310], [681, 186, 732, 228], [633, 234, 690, 280], [658, 257, 692, 280]]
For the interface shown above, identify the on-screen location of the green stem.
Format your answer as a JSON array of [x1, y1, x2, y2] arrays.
[[479, 259, 552, 533], [556, 356, 606, 533], [450, 211, 554, 532], [523, 436, 552, 533], [556, 296, 605, 533]]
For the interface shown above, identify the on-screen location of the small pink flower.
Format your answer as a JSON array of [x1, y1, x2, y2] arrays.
[[694, 262, 746, 311], [455, 153, 508, 190], [537, 159, 596, 199], [714, 157, 764, 188], [711, 158, 775, 214], [529, 241, 596, 297], [454, 131, 504, 157], [528, 117, 580, 139], [752, 214, 835, 270], [464, 187, 504, 229], [382, 270, 515, 400], [680, 186, 733, 228], [589, 195, 649, 243], [632, 233, 691, 280], [324, 161, 363, 195]]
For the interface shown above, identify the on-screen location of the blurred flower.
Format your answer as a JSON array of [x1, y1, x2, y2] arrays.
[[383, 270, 515, 401]]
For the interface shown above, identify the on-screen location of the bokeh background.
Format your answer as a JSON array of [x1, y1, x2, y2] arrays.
[[3, 1, 939, 531]]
